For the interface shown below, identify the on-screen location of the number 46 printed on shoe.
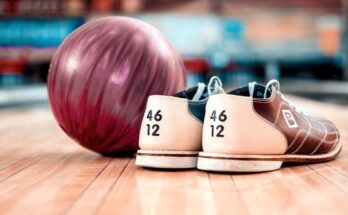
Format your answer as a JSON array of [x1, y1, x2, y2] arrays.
[[209, 110, 227, 137], [146, 110, 162, 136]]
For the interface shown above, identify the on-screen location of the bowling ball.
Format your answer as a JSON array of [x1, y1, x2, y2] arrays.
[[47, 17, 186, 156]]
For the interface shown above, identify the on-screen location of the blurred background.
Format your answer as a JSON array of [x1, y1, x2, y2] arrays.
[[0, 0, 347, 108]]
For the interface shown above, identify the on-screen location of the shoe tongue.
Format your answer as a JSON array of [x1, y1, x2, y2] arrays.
[[248, 82, 269, 98], [229, 84, 268, 98], [254, 86, 268, 98], [173, 84, 207, 101]]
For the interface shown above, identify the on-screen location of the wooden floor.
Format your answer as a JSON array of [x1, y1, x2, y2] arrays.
[[0, 96, 348, 215]]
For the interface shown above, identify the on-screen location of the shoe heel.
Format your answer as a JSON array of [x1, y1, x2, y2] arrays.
[[136, 150, 198, 169], [197, 156, 282, 173]]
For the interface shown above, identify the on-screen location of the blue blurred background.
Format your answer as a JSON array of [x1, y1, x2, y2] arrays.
[[0, 0, 347, 107]]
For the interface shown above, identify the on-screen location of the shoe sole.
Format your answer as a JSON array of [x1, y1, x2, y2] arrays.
[[136, 150, 199, 169], [197, 142, 342, 172]]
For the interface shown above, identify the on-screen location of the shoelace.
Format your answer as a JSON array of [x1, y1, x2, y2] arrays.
[[263, 79, 305, 114], [207, 76, 225, 96], [192, 83, 206, 101], [192, 76, 225, 101]]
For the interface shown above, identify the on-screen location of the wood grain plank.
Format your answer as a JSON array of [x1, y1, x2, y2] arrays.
[[96, 159, 143, 215], [282, 165, 348, 214], [232, 170, 295, 215], [207, 174, 247, 215], [66, 158, 131, 215], [97, 160, 211, 215], [0, 155, 42, 182], [309, 163, 348, 194], [231, 164, 348, 215], [0, 152, 111, 214]]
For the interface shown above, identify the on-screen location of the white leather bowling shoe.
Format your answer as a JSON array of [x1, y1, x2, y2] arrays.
[[136, 77, 224, 169]]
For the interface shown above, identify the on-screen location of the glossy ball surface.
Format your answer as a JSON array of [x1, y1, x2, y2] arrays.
[[48, 17, 186, 155]]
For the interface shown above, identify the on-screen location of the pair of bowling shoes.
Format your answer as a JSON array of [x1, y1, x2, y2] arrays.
[[136, 77, 341, 172]]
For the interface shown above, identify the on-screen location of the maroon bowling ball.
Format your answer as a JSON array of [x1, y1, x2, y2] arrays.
[[47, 17, 186, 155]]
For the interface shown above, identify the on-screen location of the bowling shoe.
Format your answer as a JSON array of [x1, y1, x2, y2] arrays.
[[198, 80, 341, 172], [136, 77, 225, 169]]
